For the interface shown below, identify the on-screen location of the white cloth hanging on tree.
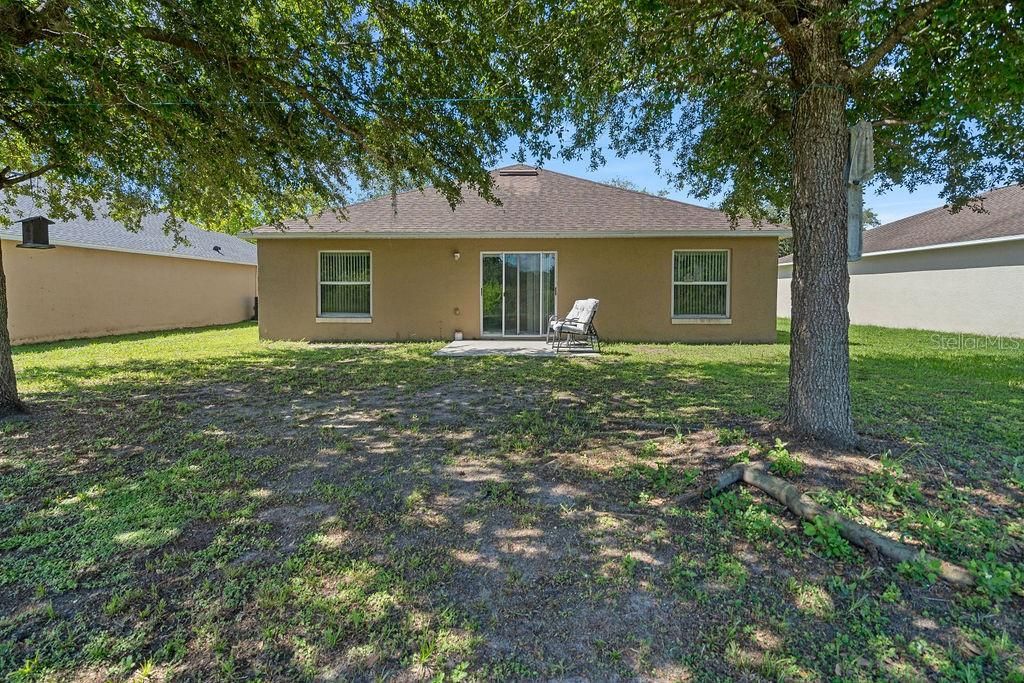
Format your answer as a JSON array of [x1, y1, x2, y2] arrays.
[[847, 119, 875, 261]]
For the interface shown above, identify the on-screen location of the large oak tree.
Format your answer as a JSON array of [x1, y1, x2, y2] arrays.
[[497, 0, 1024, 446], [3, 1, 1023, 449], [0, 0, 536, 414]]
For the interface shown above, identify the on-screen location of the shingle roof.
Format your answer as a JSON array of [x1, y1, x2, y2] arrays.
[[779, 184, 1024, 264], [247, 165, 787, 237], [2, 195, 256, 265]]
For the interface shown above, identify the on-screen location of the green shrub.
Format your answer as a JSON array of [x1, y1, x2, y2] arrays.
[[880, 582, 902, 603], [767, 439, 803, 477], [968, 554, 1024, 601], [636, 440, 661, 458], [862, 454, 923, 508], [481, 481, 526, 507], [667, 555, 699, 595], [897, 552, 942, 585], [802, 516, 853, 560], [710, 489, 753, 517], [716, 427, 747, 446], [711, 489, 783, 542], [728, 449, 752, 465], [809, 488, 861, 518], [734, 505, 784, 542]]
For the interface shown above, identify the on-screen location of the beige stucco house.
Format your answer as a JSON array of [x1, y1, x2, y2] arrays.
[[2, 198, 257, 345], [778, 184, 1024, 338], [248, 166, 787, 343]]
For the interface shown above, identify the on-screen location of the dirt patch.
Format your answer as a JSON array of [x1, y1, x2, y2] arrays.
[[2, 366, 1022, 682]]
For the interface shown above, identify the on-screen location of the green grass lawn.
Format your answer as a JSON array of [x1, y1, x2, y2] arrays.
[[1, 321, 1022, 681], [14, 320, 1023, 460]]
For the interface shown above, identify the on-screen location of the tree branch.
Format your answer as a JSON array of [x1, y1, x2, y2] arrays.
[[758, 1, 801, 53], [680, 462, 977, 588], [0, 164, 57, 189], [131, 27, 367, 143], [872, 117, 917, 127], [0, 0, 70, 47], [663, 0, 800, 54], [848, 0, 949, 82]]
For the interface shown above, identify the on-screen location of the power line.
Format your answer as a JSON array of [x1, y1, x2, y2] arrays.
[[19, 96, 531, 107]]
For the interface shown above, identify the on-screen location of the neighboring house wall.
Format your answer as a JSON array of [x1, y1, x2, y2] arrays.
[[258, 236, 779, 343], [3, 240, 257, 344], [777, 239, 1024, 338]]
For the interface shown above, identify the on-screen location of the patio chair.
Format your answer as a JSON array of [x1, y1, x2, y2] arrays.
[[547, 298, 600, 353]]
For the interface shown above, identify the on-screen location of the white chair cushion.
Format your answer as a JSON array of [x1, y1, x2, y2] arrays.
[[575, 298, 599, 324], [550, 298, 600, 337], [552, 320, 588, 334], [565, 300, 586, 320]]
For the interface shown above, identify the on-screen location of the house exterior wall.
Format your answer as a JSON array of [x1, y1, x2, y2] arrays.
[[777, 239, 1024, 338], [2, 240, 257, 345], [257, 236, 779, 343]]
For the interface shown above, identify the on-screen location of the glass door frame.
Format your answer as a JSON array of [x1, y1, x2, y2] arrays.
[[479, 251, 558, 337]]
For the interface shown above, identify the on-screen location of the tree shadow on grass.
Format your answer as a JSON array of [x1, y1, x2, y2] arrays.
[[3, 329, 1023, 679], [14, 332, 1022, 463], [3, 352, 1020, 680]]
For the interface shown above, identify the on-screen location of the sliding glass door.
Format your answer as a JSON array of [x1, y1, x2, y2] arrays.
[[481, 252, 556, 336], [482, 255, 504, 335]]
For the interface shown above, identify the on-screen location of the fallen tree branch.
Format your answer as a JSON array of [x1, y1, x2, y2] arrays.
[[682, 462, 975, 588], [677, 462, 746, 504]]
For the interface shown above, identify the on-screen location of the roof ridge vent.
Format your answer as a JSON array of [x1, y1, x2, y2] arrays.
[[498, 169, 538, 176]]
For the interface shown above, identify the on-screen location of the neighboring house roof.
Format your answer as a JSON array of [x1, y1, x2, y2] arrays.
[[247, 165, 789, 238], [779, 184, 1024, 264], [1, 195, 256, 266]]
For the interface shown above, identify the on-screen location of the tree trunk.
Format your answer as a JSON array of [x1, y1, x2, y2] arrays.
[[784, 32, 857, 448], [0, 241, 24, 417]]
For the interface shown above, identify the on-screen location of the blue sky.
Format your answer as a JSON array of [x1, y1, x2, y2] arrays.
[[495, 147, 946, 225]]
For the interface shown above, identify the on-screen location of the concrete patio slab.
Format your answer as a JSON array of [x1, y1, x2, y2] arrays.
[[433, 340, 599, 357]]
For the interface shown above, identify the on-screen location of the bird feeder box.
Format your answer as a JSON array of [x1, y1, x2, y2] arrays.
[[17, 216, 56, 249]]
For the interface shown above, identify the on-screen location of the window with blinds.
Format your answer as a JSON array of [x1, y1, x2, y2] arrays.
[[319, 251, 371, 317], [672, 250, 729, 318]]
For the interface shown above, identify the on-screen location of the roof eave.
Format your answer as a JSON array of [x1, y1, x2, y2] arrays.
[[777, 232, 1024, 266], [245, 229, 792, 240], [0, 233, 257, 266]]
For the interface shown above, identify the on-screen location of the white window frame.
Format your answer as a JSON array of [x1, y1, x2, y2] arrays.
[[317, 250, 372, 322], [671, 249, 731, 322]]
